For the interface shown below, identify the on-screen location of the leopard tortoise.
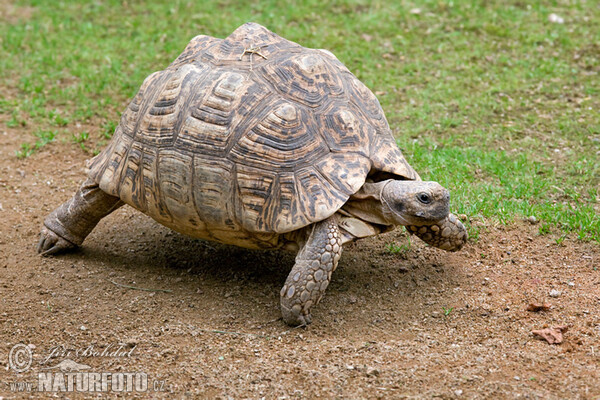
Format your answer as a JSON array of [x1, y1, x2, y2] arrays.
[[38, 23, 467, 326]]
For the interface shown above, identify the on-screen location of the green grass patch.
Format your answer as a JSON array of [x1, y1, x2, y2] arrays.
[[1, 0, 598, 242], [16, 129, 57, 158]]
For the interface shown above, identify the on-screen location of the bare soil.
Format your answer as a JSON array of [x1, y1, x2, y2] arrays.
[[1, 125, 599, 399]]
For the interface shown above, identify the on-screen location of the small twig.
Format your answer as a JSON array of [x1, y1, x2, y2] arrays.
[[252, 317, 283, 329], [196, 328, 269, 339], [239, 43, 268, 71], [278, 323, 307, 336], [108, 280, 172, 293]]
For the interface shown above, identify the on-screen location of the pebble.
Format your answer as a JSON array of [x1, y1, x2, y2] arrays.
[[549, 289, 561, 298], [454, 389, 463, 396], [548, 13, 564, 24], [526, 216, 537, 224]]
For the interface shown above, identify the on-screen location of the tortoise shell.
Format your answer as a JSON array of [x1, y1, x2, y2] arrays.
[[87, 23, 419, 245]]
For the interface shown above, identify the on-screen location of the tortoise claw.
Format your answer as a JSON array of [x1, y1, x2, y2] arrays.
[[281, 304, 312, 327], [37, 226, 77, 256]]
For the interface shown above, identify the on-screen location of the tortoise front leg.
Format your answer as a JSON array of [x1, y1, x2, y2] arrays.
[[408, 213, 468, 252], [38, 178, 123, 255], [280, 215, 342, 326]]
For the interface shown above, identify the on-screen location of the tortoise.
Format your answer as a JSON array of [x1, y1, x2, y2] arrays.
[[37, 23, 467, 326]]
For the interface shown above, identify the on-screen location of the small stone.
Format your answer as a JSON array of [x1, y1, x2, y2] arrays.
[[514, 376, 520, 381], [454, 389, 463, 396], [527, 216, 537, 224], [346, 364, 355, 370], [548, 13, 564, 24], [567, 281, 575, 287], [28, 344, 36, 350], [366, 368, 380, 377], [80, 325, 87, 331], [549, 289, 561, 298]]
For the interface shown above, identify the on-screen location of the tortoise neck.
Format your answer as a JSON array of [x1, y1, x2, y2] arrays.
[[341, 180, 395, 226]]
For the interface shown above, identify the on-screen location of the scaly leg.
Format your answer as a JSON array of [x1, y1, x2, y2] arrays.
[[38, 178, 123, 255], [408, 213, 468, 252], [280, 215, 342, 326]]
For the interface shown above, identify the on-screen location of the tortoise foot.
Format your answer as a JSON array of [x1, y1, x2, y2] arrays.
[[37, 226, 77, 256], [409, 213, 468, 252], [281, 304, 312, 327]]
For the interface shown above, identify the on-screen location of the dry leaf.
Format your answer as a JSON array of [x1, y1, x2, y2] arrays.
[[532, 325, 568, 344], [527, 303, 551, 312]]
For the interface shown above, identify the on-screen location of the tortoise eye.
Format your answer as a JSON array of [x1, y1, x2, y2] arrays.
[[417, 193, 431, 204]]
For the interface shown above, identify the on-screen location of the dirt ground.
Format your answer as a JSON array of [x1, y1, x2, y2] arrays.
[[1, 123, 599, 399]]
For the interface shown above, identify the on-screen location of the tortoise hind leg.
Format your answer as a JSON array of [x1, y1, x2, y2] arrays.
[[280, 215, 343, 326], [38, 178, 123, 255]]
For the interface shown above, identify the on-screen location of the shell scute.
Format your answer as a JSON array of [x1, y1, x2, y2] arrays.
[[230, 102, 328, 170], [257, 53, 345, 108]]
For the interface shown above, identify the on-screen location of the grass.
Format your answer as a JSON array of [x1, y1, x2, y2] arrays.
[[0, 0, 598, 242], [386, 240, 411, 255], [16, 129, 57, 159]]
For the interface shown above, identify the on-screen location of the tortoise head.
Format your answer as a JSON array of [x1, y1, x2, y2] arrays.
[[381, 180, 450, 226]]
